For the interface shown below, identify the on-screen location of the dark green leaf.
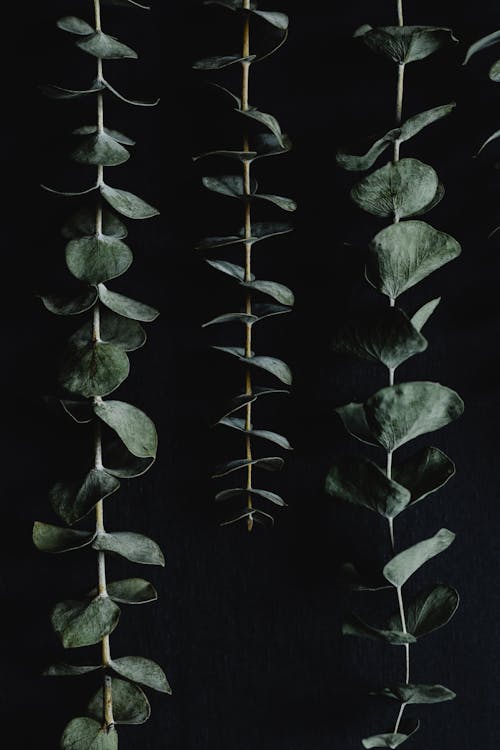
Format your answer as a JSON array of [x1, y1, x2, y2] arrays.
[[193, 54, 256, 69], [100, 184, 159, 219], [197, 222, 292, 250], [41, 288, 98, 316], [203, 312, 257, 327], [74, 125, 136, 146], [51, 597, 120, 648], [72, 133, 130, 167], [237, 108, 284, 147], [57, 16, 94, 35], [213, 457, 284, 478], [242, 279, 294, 305], [88, 678, 151, 725], [339, 562, 390, 592], [336, 401, 378, 447], [362, 720, 420, 749], [355, 25, 457, 63], [383, 528, 455, 587], [50, 469, 120, 526], [393, 446, 455, 505], [59, 341, 130, 398], [202, 174, 256, 198], [325, 456, 411, 518], [62, 206, 127, 240], [218, 416, 292, 450], [70, 310, 146, 352], [388, 584, 459, 637], [378, 683, 456, 704], [61, 400, 94, 423], [111, 656, 171, 693], [99, 285, 159, 321], [61, 718, 118, 750], [255, 192, 297, 211], [33, 522, 95, 553], [66, 235, 132, 284], [221, 507, 274, 528], [214, 346, 293, 384], [343, 614, 416, 645], [102, 438, 156, 478], [94, 400, 157, 458], [41, 79, 105, 100], [106, 578, 157, 604], [76, 30, 138, 59], [45, 663, 101, 677], [367, 220, 461, 300], [93, 531, 165, 566], [215, 487, 286, 507], [252, 10, 289, 30]]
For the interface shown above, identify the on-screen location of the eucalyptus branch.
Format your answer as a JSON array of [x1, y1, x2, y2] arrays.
[[33, 2, 171, 746], [194, 0, 296, 530], [327, 5, 463, 748]]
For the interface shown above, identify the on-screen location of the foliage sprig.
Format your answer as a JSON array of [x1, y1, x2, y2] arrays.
[[328, 1, 463, 746], [194, 0, 295, 531], [33, 1, 170, 746]]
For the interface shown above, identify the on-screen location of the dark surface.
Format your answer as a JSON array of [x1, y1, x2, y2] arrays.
[[1, 0, 498, 748]]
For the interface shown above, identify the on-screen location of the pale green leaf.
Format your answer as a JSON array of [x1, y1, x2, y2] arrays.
[[99, 285, 159, 322], [88, 677, 151, 725], [66, 235, 132, 284], [57, 16, 94, 35], [45, 663, 101, 677], [464, 30, 500, 65], [59, 341, 130, 398], [61, 718, 118, 750], [111, 656, 171, 694], [383, 528, 455, 587], [70, 311, 146, 352], [94, 400, 157, 458], [76, 30, 138, 60], [362, 720, 420, 749], [93, 531, 165, 566], [411, 297, 441, 331], [51, 597, 120, 648]]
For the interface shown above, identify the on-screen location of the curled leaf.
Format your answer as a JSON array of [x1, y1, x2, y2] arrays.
[[59, 340, 130, 398], [355, 25, 457, 64], [51, 596, 120, 648], [94, 400, 158, 458], [50, 469, 120, 526]]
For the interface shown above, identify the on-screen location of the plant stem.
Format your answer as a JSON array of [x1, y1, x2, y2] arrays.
[[393, 0, 405, 162], [242, 2, 253, 531]]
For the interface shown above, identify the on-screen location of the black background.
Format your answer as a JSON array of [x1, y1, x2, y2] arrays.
[[2, 0, 499, 748]]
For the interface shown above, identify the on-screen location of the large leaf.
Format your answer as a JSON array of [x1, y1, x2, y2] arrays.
[[355, 25, 457, 64], [70, 311, 146, 352], [66, 235, 132, 284], [50, 469, 120, 526], [51, 597, 120, 648], [383, 528, 455, 587], [365, 381, 464, 452], [392, 446, 455, 505], [61, 718, 118, 750], [33, 522, 95, 553], [93, 532, 165, 566], [98, 285, 159, 322], [325, 456, 411, 518], [362, 720, 420, 749], [464, 30, 500, 65], [343, 614, 416, 645], [332, 307, 427, 369], [59, 341, 130, 398], [72, 132, 130, 167], [367, 220, 461, 301], [351, 159, 439, 219], [88, 678, 151, 725], [76, 30, 138, 59], [100, 184, 159, 219], [94, 401, 157, 457], [378, 683, 456, 704], [111, 656, 171, 693], [388, 584, 459, 637]]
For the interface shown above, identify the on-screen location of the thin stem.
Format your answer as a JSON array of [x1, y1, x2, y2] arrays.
[[393, 64, 405, 162], [397, 0, 404, 26]]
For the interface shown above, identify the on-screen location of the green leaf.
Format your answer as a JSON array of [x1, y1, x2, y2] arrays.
[[464, 30, 500, 65], [242, 279, 294, 305], [336, 401, 377, 447], [367, 220, 461, 300], [255, 192, 297, 211], [339, 562, 390, 592], [325, 456, 411, 519], [100, 184, 159, 219], [51, 596, 120, 648], [193, 54, 256, 70], [362, 720, 420, 749], [213, 456, 284, 478], [215, 487, 286, 507], [57, 16, 94, 35], [76, 30, 138, 59], [61, 400, 94, 424], [237, 108, 284, 147], [214, 347, 293, 384], [203, 312, 257, 327], [98, 285, 159, 322], [102, 78, 159, 107], [32, 522, 95, 553], [70, 310, 146, 352], [111, 656, 171, 694], [74, 125, 136, 146], [400, 103, 457, 140], [106, 578, 158, 604], [489, 59, 500, 81], [66, 235, 132, 284], [197, 222, 292, 250], [332, 307, 427, 369], [93, 531, 165, 566], [205, 260, 250, 280], [61, 718, 118, 750], [388, 584, 459, 637], [102, 438, 156, 478], [355, 25, 457, 64], [50, 469, 120, 526], [343, 614, 416, 645], [218, 417, 292, 450], [41, 288, 98, 316], [252, 10, 289, 30], [59, 341, 130, 398], [203, 174, 256, 198], [365, 381, 464, 451], [383, 528, 455, 587], [88, 678, 151, 725], [392, 446, 455, 505], [44, 663, 101, 677], [41, 79, 105, 100], [411, 297, 441, 331], [72, 133, 130, 167], [94, 400, 157, 458], [62, 206, 127, 240], [351, 158, 439, 219], [378, 683, 456, 704]]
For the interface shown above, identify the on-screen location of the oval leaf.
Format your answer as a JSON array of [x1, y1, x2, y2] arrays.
[[100, 184, 159, 219], [88, 677, 151, 725], [392, 446, 455, 505], [51, 597, 120, 648], [66, 235, 133, 284], [383, 528, 455, 587], [356, 25, 457, 64], [111, 656, 171, 694], [50, 469, 120, 526], [388, 584, 459, 637], [61, 718, 118, 750], [33, 522, 95, 553], [93, 531, 165, 566], [59, 341, 130, 398], [94, 400, 157, 458], [99, 285, 159, 322]]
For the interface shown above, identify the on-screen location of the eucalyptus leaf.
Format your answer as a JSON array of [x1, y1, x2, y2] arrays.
[[76, 30, 138, 60], [213, 457, 284, 478], [57, 16, 94, 35], [339, 563, 390, 592], [489, 60, 500, 81], [45, 663, 101, 677], [351, 159, 439, 219], [252, 10, 289, 30], [343, 614, 416, 645], [325, 456, 411, 519], [103, 437, 156, 478], [41, 288, 98, 316], [206, 259, 250, 280], [388, 584, 459, 637], [74, 125, 136, 146], [203, 312, 257, 327], [255, 192, 297, 211], [367, 220, 461, 300], [237, 108, 284, 147], [104, 0, 150, 7], [50, 469, 120, 526], [362, 720, 420, 749], [193, 54, 256, 70], [66, 235, 133, 284], [111, 656, 171, 693], [88, 677, 151, 725], [99, 285, 159, 321], [393, 446, 455, 505], [218, 417, 292, 450], [383, 528, 455, 587], [214, 346, 293, 384], [197, 222, 292, 250], [203, 174, 257, 198], [93, 531, 165, 566], [102, 78, 160, 107], [70, 311, 146, 352], [61, 718, 118, 750], [215, 487, 286, 507], [61, 400, 94, 423], [252, 133, 292, 159], [59, 341, 130, 398], [355, 25, 457, 64], [100, 184, 159, 219], [94, 400, 157, 458], [72, 133, 130, 167], [378, 683, 456, 704], [62, 206, 128, 240], [411, 297, 441, 332], [51, 596, 120, 648], [221, 507, 275, 528], [242, 279, 294, 305], [106, 578, 158, 604], [464, 30, 500, 65], [33, 522, 95, 553], [41, 80, 105, 100], [332, 307, 427, 369]]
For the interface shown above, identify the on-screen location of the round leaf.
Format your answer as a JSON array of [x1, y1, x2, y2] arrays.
[[51, 596, 120, 649], [61, 718, 118, 750], [62, 206, 127, 240], [356, 25, 457, 64], [99, 285, 159, 322], [93, 531, 165, 566], [50, 469, 120, 526], [94, 400, 157, 458], [59, 341, 130, 398], [66, 235, 133, 284], [88, 677, 151, 725], [111, 656, 171, 694], [70, 310, 146, 352]]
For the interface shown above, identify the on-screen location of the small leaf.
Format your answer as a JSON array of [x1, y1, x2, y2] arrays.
[[253, 133, 292, 159], [393, 446, 455, 505], [102, 438, 156, 478], [74, 125, 136, 146], [214, 347, 293, 385], [203, 174, 257, 198], [325, 456, 411, 518], [351, 159, 439, 219], [93, 531, 165, 566], [51, 597, 120, 648], [203, 312, 257, 327], [255, 192, 297, 211], [252, 10, 289, 30], [193, 54, 256, 69], [213, 457, 284, 478], [66, 235, 132, 284], [400, 104, 456, 141], [205, 259, 250, 280], [98, 285, 159, 322], [61, 718, 118, 750], [378, 683, 456, 704], [41, 288, 98, 316], [50, 469, 120, 526], [57, 16, 94, 35], [111, 656, 172, 693], [464, 30, 500, 65], [237, 108, 284, 147], [105, 578, 157, 604], [62, 206, 127, 240], [218, 417, 292, 450], [88, 678, 151, 725], [332, 307, 427, 369], [59, 341, 130, 398], [215, 487, 286, 507], [388, 584, 459, 637], [343, 614, 416, 645], [339, 562, 390, 592], [367, 220, 461, 300], [33, 522, 95, 553], [76, 30, 138, 60], [70, 310, 146, 352], [411, 297, 441, 331], [356, 25, 457, 64], [221, 507, 274, 528], [362, 720, 420, 749], [100, 184, 159, 219], [72, 133, 130, 167], [41, 79, 105, 100], [45, 663, 101, 677], [383, 528, 455, 587], [242, 279, 294, 305], [102, 78, 159, 107], [94, 400, 157, 457]]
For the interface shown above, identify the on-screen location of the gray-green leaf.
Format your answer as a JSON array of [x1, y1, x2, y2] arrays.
[[59, 341, 130, 398], [41, 288, 98, 316], [98, 285, 159, 322], [33, 522, 95, 553], [94, 400, 157, 458], [57, 16, 94, 35], [88, 678, 151, 725], [62, 206, 127, 240], [93, 531, 165, 566], [393, 446, 455, 505], [378, 683, 456, 704], [100, 184, 159, 219], [76, 30, 138, 60], [70, 310, 146, 352], [343, 614, 416, 645], [50, 469, 120, 525], [66, 235, 132, 284], [61, 718, 118, 750], [111, 656, 171, 694], [464, 30, 500, 65], [411, 297, 441, 331], [355, 25, 457, 64], [362, 720, 420, 749], [72, 133, 130, 167], [51, 597, 120, 648], [388, 584, 459, 637], [383, 528, 455, 587]]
